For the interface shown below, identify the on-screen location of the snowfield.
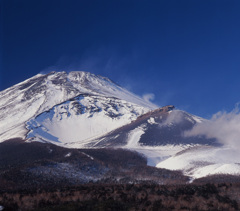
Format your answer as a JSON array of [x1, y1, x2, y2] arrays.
[[27, 94, 149, 146], [157, 146, 240, 179]]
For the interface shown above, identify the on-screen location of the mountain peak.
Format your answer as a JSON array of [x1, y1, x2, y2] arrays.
[[0, 71, 157, 142]]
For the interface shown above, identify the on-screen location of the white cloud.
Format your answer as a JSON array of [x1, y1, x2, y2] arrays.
[[184, 105, 240, 149]]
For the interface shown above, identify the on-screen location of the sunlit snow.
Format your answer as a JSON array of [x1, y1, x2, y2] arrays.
[[0, 71, 156, 142], [27, 94, 149, 145], [157, 146, 240, 179]]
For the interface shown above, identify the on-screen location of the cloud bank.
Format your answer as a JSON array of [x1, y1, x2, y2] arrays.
[[185, 106, 240, 149]]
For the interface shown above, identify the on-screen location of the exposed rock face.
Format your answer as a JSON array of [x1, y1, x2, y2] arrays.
[[163, 105, 175, 112]]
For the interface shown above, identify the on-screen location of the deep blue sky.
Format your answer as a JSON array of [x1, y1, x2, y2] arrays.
[[1, 0, 240, 118]]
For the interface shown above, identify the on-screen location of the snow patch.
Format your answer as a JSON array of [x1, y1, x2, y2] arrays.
[[65, 152, 72, 157], [81, 152, 94, 160], [125, 125, 146, 148], [156, 146, 240, 179], [133, 145, 192, 167], [147, 117, 157, 125]]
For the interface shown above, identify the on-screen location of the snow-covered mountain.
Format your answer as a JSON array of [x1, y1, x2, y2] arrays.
[[0, 71, 156, 142], [1, 71, 239, 181]]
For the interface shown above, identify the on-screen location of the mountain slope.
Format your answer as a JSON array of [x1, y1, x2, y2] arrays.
[[87, 105, 213, 148], [27, 94, 149, 145], [78, 105, 217, 167], [0, 139, 188, 191], [0, 71, 156, 142]]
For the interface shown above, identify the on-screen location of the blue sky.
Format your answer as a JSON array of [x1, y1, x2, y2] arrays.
[[1, 0, 240, 118]]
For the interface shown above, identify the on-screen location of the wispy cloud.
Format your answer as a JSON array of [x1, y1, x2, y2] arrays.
[[39, 48, 129, 76], [142, 93, 155, 103], [38, 48, 161, 108]]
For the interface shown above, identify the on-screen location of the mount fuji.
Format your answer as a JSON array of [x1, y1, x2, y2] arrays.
[[1, 71, 240, 181]]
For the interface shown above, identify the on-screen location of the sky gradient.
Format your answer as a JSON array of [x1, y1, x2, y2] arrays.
[[1, 0, 240, 118]]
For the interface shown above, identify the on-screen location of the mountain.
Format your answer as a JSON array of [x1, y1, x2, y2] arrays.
[[1, 71, 239, 183], [1, 71, 240, 210], [0, 71, 156, 142]]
